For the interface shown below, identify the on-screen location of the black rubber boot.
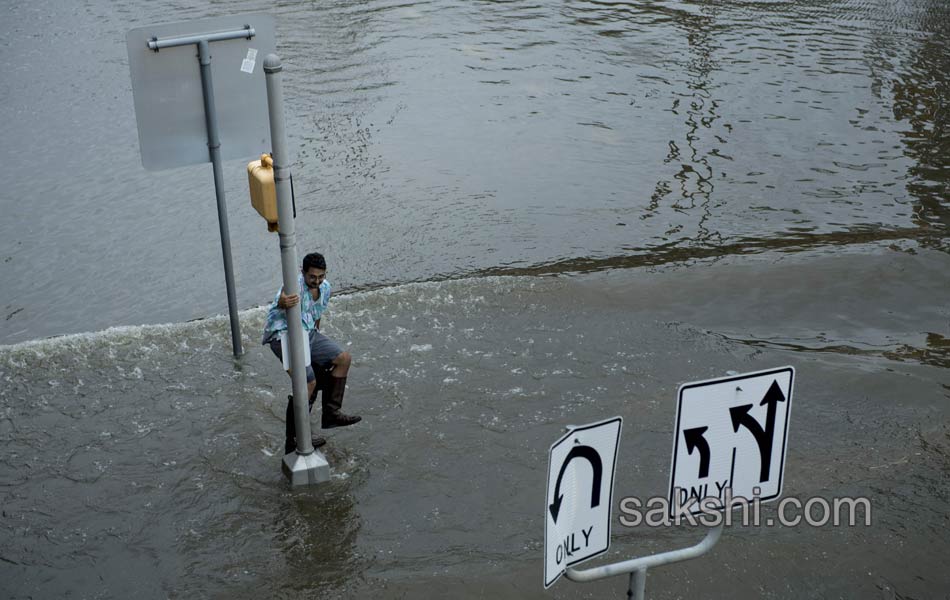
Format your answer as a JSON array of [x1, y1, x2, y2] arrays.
[[310, 367, 331, 404], [284, 394, 327, 454], [321, 376, 362, 429]]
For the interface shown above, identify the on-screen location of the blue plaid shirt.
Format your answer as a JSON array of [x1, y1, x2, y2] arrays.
[[261, 276, 331, 344]]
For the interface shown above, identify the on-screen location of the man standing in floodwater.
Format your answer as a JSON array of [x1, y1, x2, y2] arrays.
[[262, 252, 362, 455]]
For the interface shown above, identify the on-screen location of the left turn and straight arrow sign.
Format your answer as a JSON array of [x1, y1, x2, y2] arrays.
[[669, 366, 794, 518], [544, 417, 622, 589]]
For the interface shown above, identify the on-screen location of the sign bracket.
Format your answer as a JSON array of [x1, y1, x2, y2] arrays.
[[147, 25, 254, 51], [565, 522, 723, 600]]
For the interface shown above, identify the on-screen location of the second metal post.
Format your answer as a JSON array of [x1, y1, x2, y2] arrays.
[[197, 39, 243, 357]]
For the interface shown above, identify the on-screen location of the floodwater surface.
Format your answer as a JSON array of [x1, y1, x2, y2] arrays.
[[0, 0, 948, 598]]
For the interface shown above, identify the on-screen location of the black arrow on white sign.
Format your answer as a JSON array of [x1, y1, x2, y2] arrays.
[[683, 426, 711, 478], [548, 444, 602, 524], [730, 379, 787, 482]]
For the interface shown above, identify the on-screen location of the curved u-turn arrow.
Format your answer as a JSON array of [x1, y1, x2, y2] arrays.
[[549, 445, 602, 524]]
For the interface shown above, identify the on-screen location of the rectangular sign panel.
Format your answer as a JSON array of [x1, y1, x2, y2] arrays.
[[127, 14, 275, 171], [668, 367, 794, 517], [544, 416, 622, 589]]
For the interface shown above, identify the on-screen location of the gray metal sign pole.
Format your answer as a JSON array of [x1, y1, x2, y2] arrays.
[[198, 39, 242, 357], [144, 27, 254, 357], [264, 53, 330, 485]]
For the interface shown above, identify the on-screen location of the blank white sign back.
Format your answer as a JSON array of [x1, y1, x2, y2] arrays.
[[127, 14, 275, 171]]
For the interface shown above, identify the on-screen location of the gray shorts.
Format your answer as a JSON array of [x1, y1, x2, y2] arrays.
[[267, 329, 344, 382]]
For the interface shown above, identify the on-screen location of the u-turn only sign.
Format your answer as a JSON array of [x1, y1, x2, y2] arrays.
[[544, 417, 622, 588]]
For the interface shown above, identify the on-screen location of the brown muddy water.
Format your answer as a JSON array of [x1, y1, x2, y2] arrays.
[[0, 0, 948, 597], [2, 246, 948, 598]]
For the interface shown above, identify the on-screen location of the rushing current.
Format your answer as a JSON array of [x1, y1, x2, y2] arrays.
[[1, 0, 948, 597]]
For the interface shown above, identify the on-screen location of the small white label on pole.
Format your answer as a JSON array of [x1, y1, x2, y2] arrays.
[[241, 48, 258, 73], [668, 367, 793, 518], [544, 416, 622, 589], [279, 331, 311, 371]]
